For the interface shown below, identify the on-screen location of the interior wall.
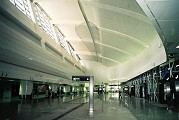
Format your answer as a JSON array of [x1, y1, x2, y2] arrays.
[[0, 0, 84, 84], [110, 39, 166, 82], [81, 61, 110, 83]]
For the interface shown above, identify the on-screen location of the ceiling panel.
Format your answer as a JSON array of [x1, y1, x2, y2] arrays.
[[68, 41, 88, 51], [101, 46, 132, 63], [75, 22, 92, 40], [165, 33, 179, 43], [101, 58, 118, 67], [146, 1, 179, 20], [100, 30, 146, 55], [37, 0, 83, 20], [138, 0, 179, 58], [57, 24, 81, 41], [158, 21, 179, 35], [91, 0, 146, 15], [79, 55, 98, 61], [69, 41, 95, 52], [38, 0, 84, 44], [84, 7, 156, 45]]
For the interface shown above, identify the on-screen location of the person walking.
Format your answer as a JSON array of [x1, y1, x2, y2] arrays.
[[118, 89, 122, 99]]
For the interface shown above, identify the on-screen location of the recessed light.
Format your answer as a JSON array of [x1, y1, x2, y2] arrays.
[[9, 80, 14, 81]]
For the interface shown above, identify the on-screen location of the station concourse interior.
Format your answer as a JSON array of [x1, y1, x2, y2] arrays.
[[0, 0, 179, 120]]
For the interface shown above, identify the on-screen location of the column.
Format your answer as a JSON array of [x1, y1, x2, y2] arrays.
[[19, 80, 33, 99], [89, 76, 94, 112]]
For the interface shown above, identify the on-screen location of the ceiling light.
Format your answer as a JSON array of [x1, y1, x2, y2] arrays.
[[9, 80, 15, 81], [176, 45, 179, 48]]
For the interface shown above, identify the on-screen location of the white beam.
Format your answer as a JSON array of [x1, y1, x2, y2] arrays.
[[50, 20, 84, 25], [99, 27, 150, 48], [74, 51, 96, 56]]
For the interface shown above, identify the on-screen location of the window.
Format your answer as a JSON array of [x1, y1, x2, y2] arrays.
[[34, 3, 55, 39], [75, 54, 81, 61], [68, 43, 75, 57], [9, 0, 32, 19], [68, 42, 80, 61], [56, 27, 80, 61], [56, 28, 67, 50]]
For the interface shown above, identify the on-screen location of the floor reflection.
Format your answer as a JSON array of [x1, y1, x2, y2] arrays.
[[0, 93, 179, 120], [0, 102, 19, 119], [0, 94, 87, 120], [93, 93, 179, 120]]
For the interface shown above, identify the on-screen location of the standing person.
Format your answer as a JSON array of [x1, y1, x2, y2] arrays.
[[48, 89, 51, 98], [31, 89, 35, 100], [167, 92, 174, 109], [129, 90, 132, 98], [51, 89, 54, 99], [118, 89, 122, 99], [57, 88, 60, 97]]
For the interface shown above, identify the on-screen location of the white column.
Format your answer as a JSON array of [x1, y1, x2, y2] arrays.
[[19, 80, 33, 98], [51, 84, 57, 93], [89, 76, 94, 112]]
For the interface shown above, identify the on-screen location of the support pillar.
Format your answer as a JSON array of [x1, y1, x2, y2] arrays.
[[89, 76, 94, 112], [19, 80, 33, 99]]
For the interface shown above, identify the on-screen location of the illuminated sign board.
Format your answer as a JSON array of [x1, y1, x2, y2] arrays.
[[72, 76, 90, 81]]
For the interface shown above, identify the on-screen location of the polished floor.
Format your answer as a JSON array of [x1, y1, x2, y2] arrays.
[[0, 93, 179, 120]]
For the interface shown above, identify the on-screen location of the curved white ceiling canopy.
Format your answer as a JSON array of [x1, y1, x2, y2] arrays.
[[35, 0, 166, 83]]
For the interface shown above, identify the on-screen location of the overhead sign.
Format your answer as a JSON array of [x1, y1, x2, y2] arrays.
[[72, 76, 90, 81]]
